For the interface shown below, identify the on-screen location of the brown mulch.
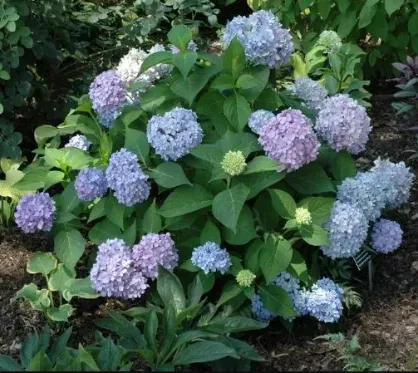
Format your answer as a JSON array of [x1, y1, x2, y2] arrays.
[[1, 99, 418, 370]]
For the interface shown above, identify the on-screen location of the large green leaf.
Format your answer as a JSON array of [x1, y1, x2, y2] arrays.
[[224, 204, 257, 245], [330, 150, 357, 182], [48, 264, 74, 292], [337, 10, 357, 37], [124, 129, 149, 165], [158, 185, 213, 218], [168, 25, 193, 50], [223, 37, 246, 80], [142, 199, 162, 234], [105, 195, 125, 230], [54, 229, 85, 270], [57, 182, 80, 213], [212, 183, 249, 232], [172, 52, 197, 78], [384, 0, 404, 16], [140, 51, 173, 74], [259, 284, 297, 318], [298, 196, 335, 225], [269, 189, 296, 219], [149, 162, 192, 188], [237, 171, 285, 200], [260, 236, 293, 284], [47, 304, 74, 322], [27, 252, 57, 276], [200, 218, 221, 245], [13, 167, 49, 190], [88, 219, 122, 245], [299, 224, 330, 246], [0, 355, 22, 371], [62, 277, 99, 302], [223, 93, 251, 131], [173, 341, 238, 365], [358, 0, 379, 29], [203, 316, 267, 334], [286, 162, 335, 194], [156, 266, 186, 314], [216, 131, 261, 157], [244, 156, 280, 174]]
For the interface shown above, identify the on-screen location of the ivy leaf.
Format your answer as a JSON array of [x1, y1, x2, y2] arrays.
[[212, 183, 249, 232]]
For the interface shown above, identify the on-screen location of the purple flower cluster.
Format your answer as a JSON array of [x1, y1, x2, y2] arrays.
[[90, 234, 178, 299], [15, 192, 56, 233], [106, 148, 151, 206], [248, 110, 275, 135], [75, 167, 108, 201], [89, 70, 128, 128], [258, 108, 320, 171], [315, 94, 371, 154], [371, 219, 403, 254]]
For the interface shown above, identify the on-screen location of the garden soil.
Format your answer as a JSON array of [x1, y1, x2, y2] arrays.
[[1, 100, 418, 371]]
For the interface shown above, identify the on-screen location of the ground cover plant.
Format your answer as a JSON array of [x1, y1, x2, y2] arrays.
[[0, 8, 415, 372]]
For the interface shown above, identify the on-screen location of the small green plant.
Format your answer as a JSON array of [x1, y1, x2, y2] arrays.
[[95, 266, 265, 371], [315, 333, 383, 371], [0, 325, 133, 371], [12, 252, 99, 322]]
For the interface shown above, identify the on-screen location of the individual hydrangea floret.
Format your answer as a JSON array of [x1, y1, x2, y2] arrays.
[[304, 278, 343, 323], [223, 10, 294, 68], [258, 108, 320, 171], [65, 134, 92, 151], [236, 269, 256, 287], [371, 158, 414, 208], [221, 150, 247, 176], [288, 78, 328, 112], [89, 70, 128, 128], [315, 94, 371, 154], [337, 171, 396, 222], [191, 242, 232, 274], [317, 30, 342, 54], [251, 293, 276, 322], [131, 233, 178, 280], [248, 110, 275, 135], [295, 207, 312, 226], [75, 167, 108, 202], [106, 148, 151, 206], [171, 40, 198, 54], [90, 238, 148, 299], [116, 48, 148, 86], [371, 219, 403, 254], [15, 192, 56, 233], [147, 107, 203, 161], [321, 201, 369, 259]]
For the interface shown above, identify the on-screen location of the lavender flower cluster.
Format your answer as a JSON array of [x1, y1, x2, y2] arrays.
[[106, 148, 151, 206], [288, 78, 328, 112], [15, 192, 56, 233], [75, 167, 108, 201], [371, 219, 403, 254], [90, 234, 178, 299], [258, 109, 320, 171], [147, 107, 203, 161], [223, 10, 294, 68], [191, 242, 232, 274], [65, 134, 91, 151]]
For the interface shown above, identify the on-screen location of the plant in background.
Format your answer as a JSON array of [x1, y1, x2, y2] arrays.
[[95, 266, 265, 371], [315, 333, 383, 371], [0, 326, 133, 371]]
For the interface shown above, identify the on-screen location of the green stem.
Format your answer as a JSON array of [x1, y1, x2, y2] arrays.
[[44, 275, 54, 308], [226, 177, 231, 189]]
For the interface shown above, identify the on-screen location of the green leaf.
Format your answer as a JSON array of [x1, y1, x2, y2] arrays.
[[124, 129, 149, 165], [157, 266, 186, 314], [216, 282, 243, 307], [88, 199, 106, 223], [196, 91, 225, 117], [34, 125, 59, 146], [89, 219, 122, 245], [172, 51, 197, 78], [259, 285, 297, 317], [337, 10, 357, 37], [223, 93, 251, 131], [317, 0, 331, 19], [223, 37, 246, 80], [44, 171, 65, 190], [200, 218, 221, 245], [408, 13, 418, 35], [298, 197, 335, 225], [158, 185, 213, 218], [244, 156, 280, 174], [144, 311, 158, 352], [299, 224, 330, 246], [237, 171, 285, 199], [141, 84, 176, 111], [104, 195, 125, 230], [97, 338, 122, 371], [54, 229, 86, 270], [260, 237, 293, 284], [122, 220, 137, 246], [210, 74, 235, 90], [143, 199, 162, 234], [140, 51, 173, 74], [0, 355, 22, 371], [173, 341, 238, 365], [63, 148, 93, 170], [25, 352, 51, 371], [221, 337, 264, 362], [216, 131, 261, 157], [288, 250, 308, 284], [236, 74, 258, 89], [286, 162, 335, 194], [168, 25, 193, 51], [48, 264, 74, 292], [47, 304, 74, 322], [269, 189, 296, 219], [78, 344, 100, 371], [204, 316, 267, 333], [384, 0, 404, 16], [20, 331, 40, 368], [212, 183, 249, 232], [62, 277, 99, 302], [358, 0, 379, 29], [244, 240, 262, 274], [240, 65, 270, 103], [149, 162, 191, 188], [49, 327, 73, 364], [57, 182, 80, 213], [330, 150, 357, 182], [224, 204, 257, 245], [27, 252, 57, 276], [13, 167, 49, 191], [12, 283, 40, 303]]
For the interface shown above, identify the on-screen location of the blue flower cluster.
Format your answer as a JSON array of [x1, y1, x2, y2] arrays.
[[191, 242, 232, 274], [89, 70, 128, 128], [106, 148, 151, 206], [171, 40, 198, 54], [75, 167, 108, 201], [371, 219, 403, 254], [147, 107, 203, 161], [321, 201, 369, 259], [248, 110, 275, 135], [15, 192, 56, 233], [273, 271, 302, 321], [65, 134, 92, 151], [251, 293, 276, 323], [223, 10, 294, 68], [289, 78, 328, 112]]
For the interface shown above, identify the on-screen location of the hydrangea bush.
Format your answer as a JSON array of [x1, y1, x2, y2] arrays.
[[10, 17, 413, 332]]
